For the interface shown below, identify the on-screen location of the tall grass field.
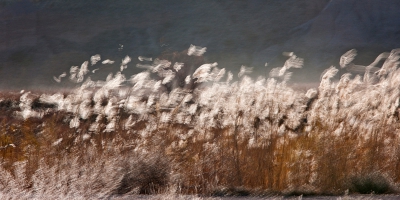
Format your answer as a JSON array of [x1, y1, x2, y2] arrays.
[[0, 47, 400, 199]]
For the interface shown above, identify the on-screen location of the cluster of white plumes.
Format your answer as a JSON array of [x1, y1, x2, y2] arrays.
[[16, 47, 400, 146], [315, 49, 400, 138]]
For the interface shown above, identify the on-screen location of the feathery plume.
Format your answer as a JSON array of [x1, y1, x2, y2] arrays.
[[192, 62, 218, 83], [226, 71, 233, 83], [187, 44, 207, 56], [185, 75, 191, 84], [238, 65, 253, 78], [102, 59, 115, 64], [340, 49, 357, 68], [138, 56, 153, 62], [53, 72, 66, 83], [70, 61, 89, 83], [90, 54, 101, 65], [173, 62, 184, 72]]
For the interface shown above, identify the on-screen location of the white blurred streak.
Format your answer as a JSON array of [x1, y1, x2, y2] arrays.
[[131, 71, 150, 84], [79, 100, 92, 120], [226, 71, 233, 83], [78, 61, 89, 82], [282, 52, 294, 57], [340, 49, 357, 68], [103, 72, 126, 90], [182, 93, 193, 103], [120, 55, 131, 72], [145, 95, 155, 107], [121, 55, 131, 66], [185, 75, 191, 84], [69, 61, 89, 83], [278, 124, 286, 135], [39, 93, 64, 110], [120, 65, 127, 72], [269, 53, 303, 83], [104, 98, 117, 120], [161, 70, 176, 84], [160, 112, 172, 123], [102, 59, 115, 64], [89, 122, 99, 132], [138, 56, 152, 62], [284, 54, 303, 69], [69, 66, 78, 80], [153, 59, 171, 69], [319, 66, 338, 97], [238, 65, 253, 78], [89, 115, 103, 132], [19, 92, 33, 110], [104, 118, 116, 132], [274, 53, 303, 77], [282, 72, 292, 83], [378, 49, 400, 76], [367, 52, 389, 68], [153, 80, 162, 92], [90, 54, 101, 65], [278, 66, 287, 77], [305, 88, 317, 99], [363, 66, 378, 85], [173, 62, 184, 72], [124, 115, 136, 130], [187, 44, 206, 56], [52, 138, 63, 146], [214, 68, 226, 82], [192, 62, 218, 83], [69, 116, 80, 128], [269, 67, 281, 77], [82, 134, 91, 141], [320, 66, 338, 81], [136, 63, 153, 70], [53, 72, 66, 83], [16, 109, 43, 120]]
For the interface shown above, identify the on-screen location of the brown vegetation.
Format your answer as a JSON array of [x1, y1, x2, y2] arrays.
[[0, 49, 400, 199]]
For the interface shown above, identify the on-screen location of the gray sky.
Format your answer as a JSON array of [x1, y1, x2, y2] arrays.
[[0, 0, 399, 89]]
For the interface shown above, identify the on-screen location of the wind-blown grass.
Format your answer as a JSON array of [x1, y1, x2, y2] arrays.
[[0, 47, 400, 198]]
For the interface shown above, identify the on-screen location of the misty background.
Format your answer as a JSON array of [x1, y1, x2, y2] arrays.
[[1, 0, 400, 89]]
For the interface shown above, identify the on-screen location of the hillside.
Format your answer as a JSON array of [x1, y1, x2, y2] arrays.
[[1, 0, 400, 88]]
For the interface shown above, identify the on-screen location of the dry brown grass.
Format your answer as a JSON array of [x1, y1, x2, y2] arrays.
[[0, 102, 398, 197]]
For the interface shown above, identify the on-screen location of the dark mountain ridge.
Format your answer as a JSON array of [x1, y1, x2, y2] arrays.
[[0, 0, 398, 88]]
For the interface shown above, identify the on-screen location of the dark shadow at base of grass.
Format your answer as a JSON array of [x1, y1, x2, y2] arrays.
[[283, 191, 321, 197], [211, 187, 292, 198], [211, 187, 252, 197], [347, 173, 396, 195]]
